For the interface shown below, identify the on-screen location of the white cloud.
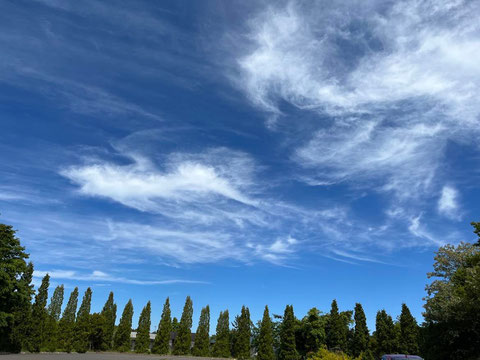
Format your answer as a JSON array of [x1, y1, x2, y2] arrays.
[[247, 236, 299, 265], [236, 0, 480, 199], [61, 148, 259, 226], [33, 269, 206, 285], [438, 185, 460, 219]]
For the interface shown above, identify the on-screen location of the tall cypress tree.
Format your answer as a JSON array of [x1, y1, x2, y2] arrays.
[[152, 297, 172, 354], [30, 274, 50, 352], [172, 317, 179, 332], [74, 287, 92, 353], [257, 306, 275, 360], [351, 303, 369, 357], [114, 299, 134, 352], [325, 300, 348, 352], [279, 305, 298, 360], [373, 310, 397, 357], [45, 285, 64, 351], [135, 301, 152, 353], [193, 305, 210, 356], [174, 296, 193, 355], [213, 310, 230, 358], [89, 312, 106, 351], [0, 224, 34, 353], [101, 291, 116, 350], [233, 306, 251, 360], [58, 287, 79, 352], [399, 304, 419, 354]]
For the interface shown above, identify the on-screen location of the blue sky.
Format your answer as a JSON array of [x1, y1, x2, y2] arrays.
[[1, 0, 480, 332]]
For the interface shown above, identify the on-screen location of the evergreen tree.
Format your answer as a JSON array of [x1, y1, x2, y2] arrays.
[[296, 308, 326, 356], [193, 305, 210, 356], [74, 287, 92, 353], [325, 300, 348, 352], [135, 301, 151, 353], [279, 305, 298, 360], [257, 306, 275, 360], [174, 296, 193, 355], [30, 274, 50, 352], [233, 306, 251, 360], [172, 317, 179, 332], [351, 303, 369, 357], [9, 261, 34, 353], [398, 304, 418, 354], [152, 297, 172, 354], [101, 291, 116, 350], [373, 310, 397, 358], [58, 287, 79, 352], [45, 285, 64, 351], [213, 310, 230, 358], [0, 223, 33, 352], [114, 299, 134, 352], [89, 312, 106, 351]]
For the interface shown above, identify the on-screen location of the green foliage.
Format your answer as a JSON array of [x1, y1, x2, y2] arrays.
[[471, 221, 480, 245], [152, 297, 172, 354], [58, 287, 78, 352], [9, 262, 34, 353], [44, 285, 64, 351], [172, 317, 179, 332], [257, 306, 275, 360], [398, 304, 418, 354], [422, 231, 480, 360], [174, 296, 193, 355], [351, 303, 369, 357], [372, 310, 397, 358], [89, 312, 106, 351], [101, 291, 116, 350], [308, 346, 375, 360], [233, 305, 251, 360], [325, 300, 350, 353], [114, 299, 134, 352], [193, 305, 210, 356], [135, 301, 152, 353], [0, 223, 34, 353], [296, 307, 326, 356], [279, 305, 298, 360], [29, 274, 50, 352], [74, 287, 92, 353], [213, 310, 230, 358]]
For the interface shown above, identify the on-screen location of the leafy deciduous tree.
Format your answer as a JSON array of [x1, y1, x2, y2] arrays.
[[0, 224, 34, 353]]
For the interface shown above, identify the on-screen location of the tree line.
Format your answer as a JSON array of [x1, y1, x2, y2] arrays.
[[1, 221, 479, 359]]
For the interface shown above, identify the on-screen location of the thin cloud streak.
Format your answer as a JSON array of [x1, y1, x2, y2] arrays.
[[33, 270, 208, 286]]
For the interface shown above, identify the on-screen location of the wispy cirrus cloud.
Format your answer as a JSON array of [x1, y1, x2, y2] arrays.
[[235, 0, 480, 201], [33, 269, 206, 286]]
